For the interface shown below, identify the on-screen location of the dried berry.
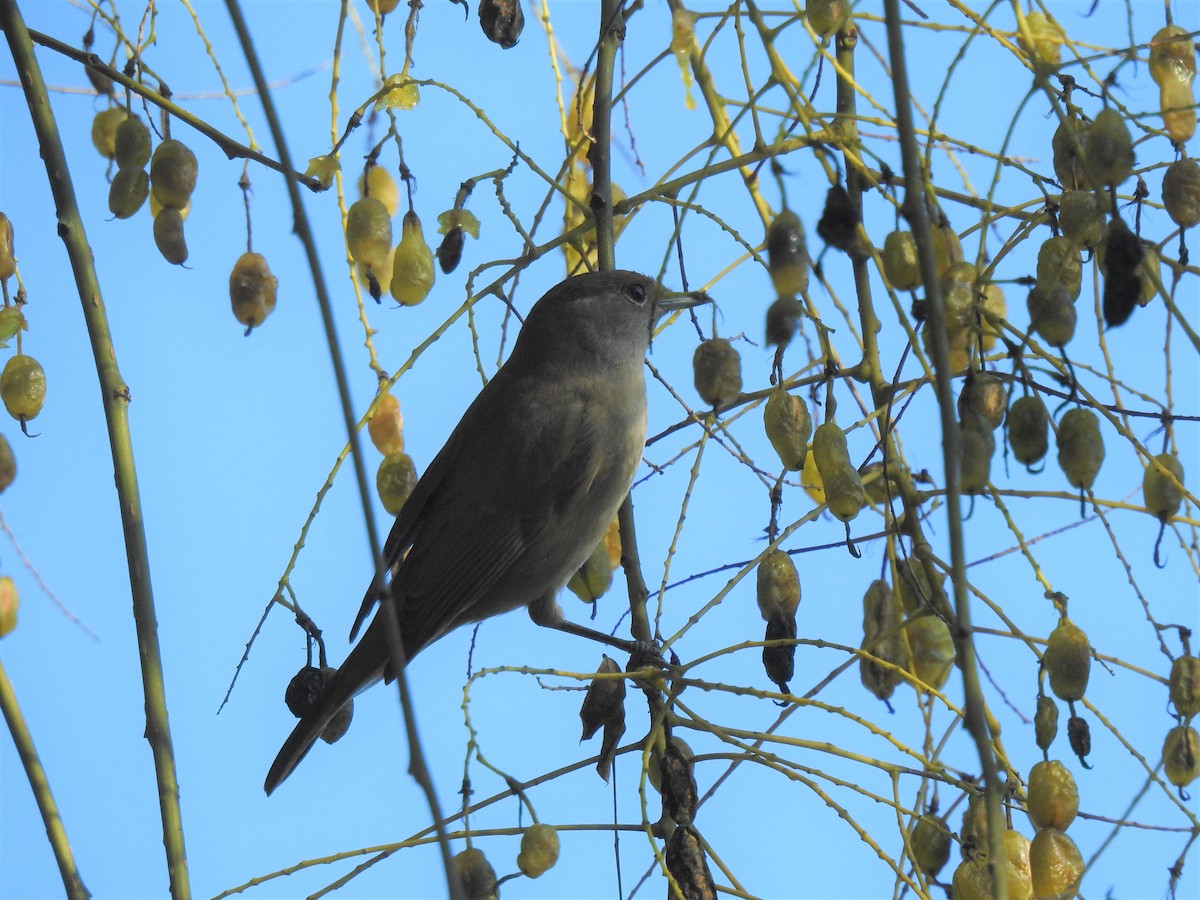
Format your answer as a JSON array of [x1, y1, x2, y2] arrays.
[[152, 207, 188, 266], [567, 539, 612, 603], [860, 579, 907, 702], [766, 209, 809, 296], [1035, 694, 1059, 752], [91, 107, 128, 160], [957, 373, 1007, 430], [376, 452, 417, 515], [113, 115, 151, 170], [881, 229, 921, 291], [1008, 395, 1050, 467], [1043, 617, 1090, 702], [1026, 285, 1076, 348], [1163, 724, 1200, 789], [1052, 117, 1090, 191], [358, 165, 401, 218], [812, 422, 866, 522], [108, 166, 149, 219], [390, 211, 435, 306], [1100, 215, 1144, 328], [1027, 760, 1079, 831], [452, 847, 498, 900], [1084, 107, 1134, 188], [0, 432, 14, 493], [149, 139, 198, 210], [1057, 190, 1105, 250], [0, 354, 45, 422], [0, 576, 17, 638], [1162, 158, 1200, 229], [805, 0, 851, 38], [1149, 25, 1197, 143], [1035, 235, 1082, 301], [816, 184, 859, 252], [367, 392, 405, 457], [692, 338, 742, 408], [905, 614, 956, 692], [951, 830, 1033, 900], [1143, 452, 1185, 524], [960, 414, 996, 494], [1169, 655, 1200, 720], [763, 387, 812, 471], [1056, 408, 1104, 491], [757, 549, 800, 621], [347, 197, 393, 272], [1029, 827, 1083, 899], [0, 213, 14, 281], [229, 252, 278, 333], [1068, 714, 1091, 764], [765, 296, 804, 349], [1018, 11, 1065, 69], [478, 0, 523, 48], [911, 813, 952, 878]]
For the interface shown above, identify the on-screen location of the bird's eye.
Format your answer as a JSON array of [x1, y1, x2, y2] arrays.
[[624, 282, 647, 305]]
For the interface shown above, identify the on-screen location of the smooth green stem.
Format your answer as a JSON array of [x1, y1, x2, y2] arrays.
[[0, 655, 90, 898], [882, 3, 1009, 895], [0, 3, 191, 896]]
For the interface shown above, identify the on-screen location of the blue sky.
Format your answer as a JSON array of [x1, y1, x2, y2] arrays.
[[1, 2, 1197, 898]]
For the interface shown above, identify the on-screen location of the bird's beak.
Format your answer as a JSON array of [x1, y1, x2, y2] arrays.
[[655, 288, 710, 316]]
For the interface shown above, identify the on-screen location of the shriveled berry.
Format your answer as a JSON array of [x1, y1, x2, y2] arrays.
[[911, 813, 951, 878], [152, 208, 188, 266], [1029, 827, 1083, 899], [1084, 108, 1134, 187], [1169, 655, 1200, 720], [1052, 117, 1090, 191], [113, 115, 151, 170], [1035, 694, 1059, 751], [346, 197, 393, 272], [957, 373, 1007, 430], [756, 549, 800, 621], [1162, 158, 1200, 229], [905, 614, 955, 692], [0, 213, 14, 281], [376, 452, 417, 515], [813, 422, 865, 522], [367, 391, 404, 457], [149, 139, 198, 210], [692, 338, 742, 408], [882, 229, 920, 291], [1163, 725, 1200, 789], [1058, 190, 1105, 250], [0, 432, 14, 493], [1143, 452, 1185, 524], [453, 847, 498, 900], [0, 355, 45, 421], [91, 107, 128, 159], [1008, 395, 1050, 466], [766, 209, 809, 296], [517, 823, 559, 878], [1056, 408, 1104, 490], [0, 576, 17, 638], [763, 387, 811, 471], [108, 166, 149, 219], [1027, 760, 1079, 831], [1043, 617, 1090, 702], [229, 252, 278, 333]]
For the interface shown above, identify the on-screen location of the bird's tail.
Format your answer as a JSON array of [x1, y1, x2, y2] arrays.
[[264, 621, 390, 795]]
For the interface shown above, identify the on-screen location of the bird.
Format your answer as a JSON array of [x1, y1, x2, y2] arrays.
[[265, 269, 706, 794]]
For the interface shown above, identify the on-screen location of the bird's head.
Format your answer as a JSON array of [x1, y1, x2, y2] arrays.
[[515, 270, 708, 368]]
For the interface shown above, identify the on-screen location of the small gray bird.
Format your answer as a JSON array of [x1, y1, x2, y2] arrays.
[[265, 269, 705, 793]]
